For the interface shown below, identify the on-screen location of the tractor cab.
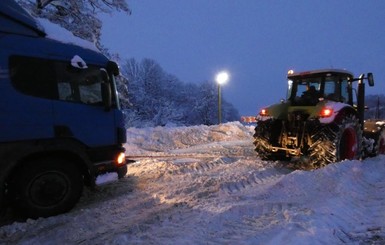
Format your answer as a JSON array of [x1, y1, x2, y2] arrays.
[[287, 69, 353, 106]]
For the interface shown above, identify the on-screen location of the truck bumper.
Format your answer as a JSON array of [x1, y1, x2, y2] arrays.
[[88, 145, 128, 179], [93, 151, 127, 178]]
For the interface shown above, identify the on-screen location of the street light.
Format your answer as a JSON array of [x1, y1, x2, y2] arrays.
[[215, 71, 229, 124]]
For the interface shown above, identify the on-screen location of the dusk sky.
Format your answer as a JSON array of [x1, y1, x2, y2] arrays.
[[101, 1, 385, 117]]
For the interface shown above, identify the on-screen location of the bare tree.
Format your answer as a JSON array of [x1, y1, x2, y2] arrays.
[[16, 0, 130, 48]]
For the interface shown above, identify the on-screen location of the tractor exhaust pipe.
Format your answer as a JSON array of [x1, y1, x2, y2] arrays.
[[357, 74, 365, 129], [356, 73, 374, 129]]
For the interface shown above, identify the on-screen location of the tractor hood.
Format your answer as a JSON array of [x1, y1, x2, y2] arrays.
[[257, 100, 352, 124]]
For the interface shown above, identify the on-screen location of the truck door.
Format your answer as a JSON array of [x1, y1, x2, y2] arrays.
[[52, 61, 117, 147]]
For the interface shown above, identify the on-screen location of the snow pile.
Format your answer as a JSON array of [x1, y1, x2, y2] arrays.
[[125, 121, 254, 154], [1, 122, 385, 244]]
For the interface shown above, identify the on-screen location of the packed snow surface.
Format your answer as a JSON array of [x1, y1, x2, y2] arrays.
[[1, 122, 385, 244]]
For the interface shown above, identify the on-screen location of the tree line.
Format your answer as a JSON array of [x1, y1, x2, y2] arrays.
[[119, 58, 239, 127]]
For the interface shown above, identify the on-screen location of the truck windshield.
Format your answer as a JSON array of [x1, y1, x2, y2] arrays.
[[57, 65, 105, 105]]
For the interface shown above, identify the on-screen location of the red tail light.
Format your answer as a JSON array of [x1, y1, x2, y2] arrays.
[[260, 108, 268, 116], [320, 108, 333, 117]]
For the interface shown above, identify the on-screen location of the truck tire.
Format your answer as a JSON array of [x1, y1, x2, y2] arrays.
[[10, 158, 83, 218], [308, 114, 362, 168]]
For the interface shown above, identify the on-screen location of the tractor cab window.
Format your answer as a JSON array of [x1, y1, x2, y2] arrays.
[[287, 79, 293, 100], [341, 80, 349, 103], [324, 80, 337, 100], [297, 81, 320, 96], [290, 78, 321, 105], [324, 77, 348, 103]]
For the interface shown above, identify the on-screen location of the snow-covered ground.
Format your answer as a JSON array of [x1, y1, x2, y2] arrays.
[[1, 122, 385, 244]]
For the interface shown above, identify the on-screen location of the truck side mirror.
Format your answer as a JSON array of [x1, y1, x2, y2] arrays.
[[107, 61, 120, 76], [101, 82, 112, 111], [367, 73, 374, 87], [100, 69, 109, 83]]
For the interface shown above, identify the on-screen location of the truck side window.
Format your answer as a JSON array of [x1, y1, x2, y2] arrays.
[[10, 55, 105, 106], [9, 56, 58, 99], [57, 64, 103, 105], [78, 74, 103, 105]]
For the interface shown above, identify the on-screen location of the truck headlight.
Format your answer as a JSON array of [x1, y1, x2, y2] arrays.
[[116, 152, 126, 165]]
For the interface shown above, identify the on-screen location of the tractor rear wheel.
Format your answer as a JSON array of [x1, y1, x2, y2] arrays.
[[253, 119, 286, 160], [308, 114, 362, 169], [253, 120, 273, 160]]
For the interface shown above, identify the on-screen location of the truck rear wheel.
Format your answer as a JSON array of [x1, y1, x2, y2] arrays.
[[10, 158, 83, 218], [308, 114, 362, 168]]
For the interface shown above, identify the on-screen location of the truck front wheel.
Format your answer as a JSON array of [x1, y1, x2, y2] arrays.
[[10, 158, 83, 218], [308, 114, 362, 168]]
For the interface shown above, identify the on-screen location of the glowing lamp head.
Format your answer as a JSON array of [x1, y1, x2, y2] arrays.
[[320, 107, 333, 117], [287, 69, 294, 75], [216, 71, 229, 85]]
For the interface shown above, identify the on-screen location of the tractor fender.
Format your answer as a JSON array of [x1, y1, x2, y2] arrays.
[[318, 101, 356, 124]]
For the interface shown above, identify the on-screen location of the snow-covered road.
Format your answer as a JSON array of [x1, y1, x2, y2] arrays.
[[1, 122, 385, 244]]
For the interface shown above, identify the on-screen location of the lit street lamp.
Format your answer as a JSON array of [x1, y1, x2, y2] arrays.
[[215, 71, 229, 124]]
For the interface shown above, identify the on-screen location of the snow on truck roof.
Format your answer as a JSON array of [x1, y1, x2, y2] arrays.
[[0, 0, 45, 36], [0, 0, 98, 52], [287, 69, 354, 78]]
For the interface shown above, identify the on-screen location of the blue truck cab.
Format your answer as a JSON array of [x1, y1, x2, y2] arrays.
[[0, 0, 127, 218]]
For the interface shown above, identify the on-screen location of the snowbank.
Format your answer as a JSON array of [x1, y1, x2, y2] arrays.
[[1, 122, 384, 244]]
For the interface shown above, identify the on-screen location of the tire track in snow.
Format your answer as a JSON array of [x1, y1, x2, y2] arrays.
[[314, 164, 385, 244], [168, 157, 237, 175], [344, 177, 385, 243], [220, 168, 286, 194], [208, 202, 313, 244]]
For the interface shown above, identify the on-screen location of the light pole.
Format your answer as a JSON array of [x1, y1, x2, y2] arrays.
[[215, 71, 229, 124]]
